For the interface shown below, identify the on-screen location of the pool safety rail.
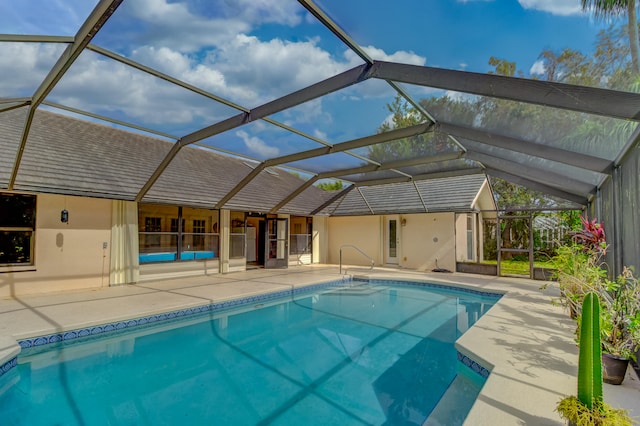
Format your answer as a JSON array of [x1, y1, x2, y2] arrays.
[[339, 244, 375, 274]]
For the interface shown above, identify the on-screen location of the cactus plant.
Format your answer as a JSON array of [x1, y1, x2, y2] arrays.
[[556, 292, 632, 425], [577, 291, 602, 409]]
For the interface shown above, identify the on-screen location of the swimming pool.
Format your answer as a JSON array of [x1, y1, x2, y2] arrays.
[[0, 279, 499, 425]]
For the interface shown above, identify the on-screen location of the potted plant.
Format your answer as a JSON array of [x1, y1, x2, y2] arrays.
[[556, 292, 632, 425], [551, 216, 607, 319], [551, 216, 640, 385], [598, 267, 640, 385], [553, 244, 607, 319]]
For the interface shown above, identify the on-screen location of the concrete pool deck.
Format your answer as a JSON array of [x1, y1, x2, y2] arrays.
[[0, 265, 638, 424]]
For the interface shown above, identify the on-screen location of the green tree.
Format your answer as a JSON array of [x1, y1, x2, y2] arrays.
[[581, 0, 640, 75], [316, 180, 344, 191], [368, 94, 476, 163]]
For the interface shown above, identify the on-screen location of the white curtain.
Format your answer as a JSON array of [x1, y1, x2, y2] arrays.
[[110, 200, 139, 285]]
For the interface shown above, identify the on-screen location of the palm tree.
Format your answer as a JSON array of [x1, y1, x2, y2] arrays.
[[581, 0, 640, 74]]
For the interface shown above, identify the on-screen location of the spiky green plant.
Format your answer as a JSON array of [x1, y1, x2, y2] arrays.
[[577, 291, 603, 409], [557, 292, 632, 425]]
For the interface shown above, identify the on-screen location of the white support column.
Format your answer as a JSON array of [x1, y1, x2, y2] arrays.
[[312, 216, 328, 264]]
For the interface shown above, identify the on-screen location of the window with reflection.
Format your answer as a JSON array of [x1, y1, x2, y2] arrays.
[[0, 193, 36, 266], [138, 204, 219, 263]]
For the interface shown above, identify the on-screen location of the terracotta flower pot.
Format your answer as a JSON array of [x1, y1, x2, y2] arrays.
[[602, 353, 629, 385]]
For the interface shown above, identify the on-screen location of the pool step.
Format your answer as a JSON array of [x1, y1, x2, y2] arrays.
[[423, 370, 483, 426]]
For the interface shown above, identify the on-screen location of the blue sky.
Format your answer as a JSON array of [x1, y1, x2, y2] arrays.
[[0, 0, 619, 170]]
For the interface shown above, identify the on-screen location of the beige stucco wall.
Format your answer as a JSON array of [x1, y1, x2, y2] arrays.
[[312, 216, 328, 264], [399, 213, 456, 271], [476, 180, 497, 217], [0, 193, 112, 297], [327, 213, 456, 271], [327, 216, 382, 266], [455, 213, 469, 262]]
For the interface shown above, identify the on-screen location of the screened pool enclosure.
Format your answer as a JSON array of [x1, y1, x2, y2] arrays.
[[1, 0, 640, 275]]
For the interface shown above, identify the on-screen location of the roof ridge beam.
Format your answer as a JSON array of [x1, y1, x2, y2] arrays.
[[371, 61, 640, 121], [437, 121, 612, 173], [180, 63, 373, 146], [465, 150, 596, 196], [0, 34, 73, 43], [486, 168, 588, 206], [0, 102, 30, 114], [354, 168, 484, 187]]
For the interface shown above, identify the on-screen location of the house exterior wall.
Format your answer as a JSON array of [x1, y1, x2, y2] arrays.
[[313, 216, 328, 264], [399, 213, 456, 272], [455, 213, 469, 262], [0, 193, 112, 297], [327, 213, 456, 272], [327, 216, 382, 266]]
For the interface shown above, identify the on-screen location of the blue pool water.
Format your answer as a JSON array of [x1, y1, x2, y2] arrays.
[[0, 281, 499, 425]]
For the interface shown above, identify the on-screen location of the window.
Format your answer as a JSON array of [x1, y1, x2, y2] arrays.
[[138, 204, 219, 263], [192, 219, 206, 250], [0, 193, 36, 266], [144, 217, 162, 247], [170, 218, 185, 249]]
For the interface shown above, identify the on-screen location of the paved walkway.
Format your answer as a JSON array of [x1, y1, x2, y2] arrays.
[[0, 265, 638, 425]]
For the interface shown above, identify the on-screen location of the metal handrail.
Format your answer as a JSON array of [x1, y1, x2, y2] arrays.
[[339, 244, 374, 274]]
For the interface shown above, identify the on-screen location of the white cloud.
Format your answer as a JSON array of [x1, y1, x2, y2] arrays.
[[0, 43, 67, 96], [445, 90, 479, 103], [212, 34, 353, 105], [354, 46, 426, 66], [0, 0, 434, 136], [120, 0, 251, 51], [280, 99, 330, 125], [236, 130, 280, 157], [45, 51, 235, 130], [518, 0, 583, 16], [313, 129, 328, 141], [530, 59, 546, 75], [119, 0, 303, 52]]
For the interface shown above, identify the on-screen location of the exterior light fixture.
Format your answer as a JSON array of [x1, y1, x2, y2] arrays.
[[61, 209, 69, 223]]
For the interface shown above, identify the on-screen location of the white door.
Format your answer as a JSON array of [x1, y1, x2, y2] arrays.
[[386, 216, 399, 264]]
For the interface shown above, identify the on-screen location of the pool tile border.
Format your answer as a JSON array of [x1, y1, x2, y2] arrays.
[[16, 277, 350, 351], [6, 276, 491, 382], [457, 351, 490, 379], [0, 357, 17, 379], [359, 278, 503, 299]]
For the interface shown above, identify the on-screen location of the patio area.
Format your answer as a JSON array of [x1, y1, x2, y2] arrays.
[[1, 265, 638, 425]]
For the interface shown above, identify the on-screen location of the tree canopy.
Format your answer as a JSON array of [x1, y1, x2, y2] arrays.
[[371, 20, 638, 210]]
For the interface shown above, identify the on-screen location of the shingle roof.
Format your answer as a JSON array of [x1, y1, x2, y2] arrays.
[[1, 108, 491, 216], [0, 107, 333, 214], [326, 174, 489, 216]]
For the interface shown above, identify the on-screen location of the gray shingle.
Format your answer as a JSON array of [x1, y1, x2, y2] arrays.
[[328, 174, 488, 216], [0, 107, 334, 213], [0, 108, 488, 216]]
